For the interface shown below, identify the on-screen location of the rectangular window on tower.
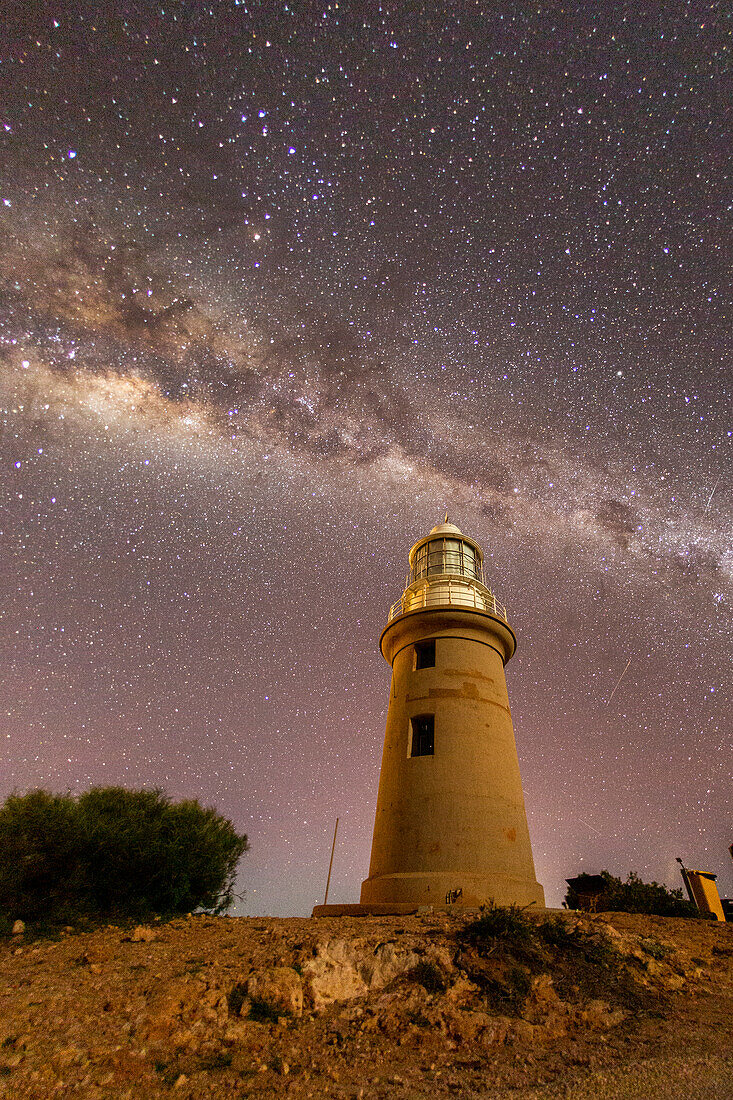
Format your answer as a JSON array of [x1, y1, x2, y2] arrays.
[[414, 639, 436, 669], [410, 714, 434, 757]]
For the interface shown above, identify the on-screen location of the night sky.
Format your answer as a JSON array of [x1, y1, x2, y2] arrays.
[[1, 2, 730, 915]]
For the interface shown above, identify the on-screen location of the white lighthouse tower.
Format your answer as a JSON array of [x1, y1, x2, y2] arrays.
[[359, 520, 545, 910]]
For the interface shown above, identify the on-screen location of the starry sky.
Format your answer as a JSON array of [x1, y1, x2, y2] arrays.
[[1, 2, 730, 915]]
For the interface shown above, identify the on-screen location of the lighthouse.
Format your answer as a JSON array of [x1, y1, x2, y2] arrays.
[[359, 520, 545, 910]]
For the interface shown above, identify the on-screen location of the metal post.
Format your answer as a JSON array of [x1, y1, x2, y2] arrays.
[[676, 857, 696, 909], [324, 817, 339, 905]]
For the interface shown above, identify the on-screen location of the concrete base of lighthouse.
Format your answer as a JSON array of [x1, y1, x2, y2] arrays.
[[360, 870, 545, 910], [311, 872, 544, 917], [312, 902, 549, 917]]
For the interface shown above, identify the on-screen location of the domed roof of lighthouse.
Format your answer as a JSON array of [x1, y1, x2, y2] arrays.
[[429, 520, 463, 536]]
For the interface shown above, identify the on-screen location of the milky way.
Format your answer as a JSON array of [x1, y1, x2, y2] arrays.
[[1, 3, 730, 913]]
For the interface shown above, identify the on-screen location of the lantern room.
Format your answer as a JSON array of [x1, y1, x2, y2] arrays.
[[408, 521, 484, 585]]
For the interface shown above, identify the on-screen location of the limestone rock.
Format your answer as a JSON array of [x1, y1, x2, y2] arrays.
[[247, 967, 303, 1018], [361, 940, 422, 990], [301, 937, 421, 1011], [302, 939, 369, 1009]]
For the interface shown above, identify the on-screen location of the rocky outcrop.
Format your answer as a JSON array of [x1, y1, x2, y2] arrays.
[[302, 937, 423, 1010], [0, 911, 729, 1098]]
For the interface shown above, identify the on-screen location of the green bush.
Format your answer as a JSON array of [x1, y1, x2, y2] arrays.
[[0, 787, 249, 925], [564, 870, 697, 918], [458, 902, 537, 956], [455, 904, 645, 1015], [457, 901, 545, 974]]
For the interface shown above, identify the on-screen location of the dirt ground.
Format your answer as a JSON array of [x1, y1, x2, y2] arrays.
[[0, 909, 731, 1099]]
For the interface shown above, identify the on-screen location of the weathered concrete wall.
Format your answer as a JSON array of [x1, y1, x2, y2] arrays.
[[361, 608, 545, 909]]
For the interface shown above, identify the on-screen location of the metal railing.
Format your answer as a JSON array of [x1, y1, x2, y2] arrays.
[[387, 579, 508, 624]]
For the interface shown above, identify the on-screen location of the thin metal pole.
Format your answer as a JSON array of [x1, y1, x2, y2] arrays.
[[323, 817, 339, 905]]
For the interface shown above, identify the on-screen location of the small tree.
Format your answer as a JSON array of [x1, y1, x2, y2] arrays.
[[564, 870, 697, 917], [0, 787, 248, 925]]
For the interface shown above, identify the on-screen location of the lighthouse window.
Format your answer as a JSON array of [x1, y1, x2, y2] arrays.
[[414, 639, 436, 669], [463, 542, 478, 578], [427, 540, 445, 576], [410, 715, 434, 757], [444, 538, 462, 573]]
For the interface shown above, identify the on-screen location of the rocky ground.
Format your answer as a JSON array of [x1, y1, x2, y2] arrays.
[[0, 908, 731, 1099]]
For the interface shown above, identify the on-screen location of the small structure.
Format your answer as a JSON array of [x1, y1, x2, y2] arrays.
[[565, 874, 608, 912], [677, 858, 726, 921]]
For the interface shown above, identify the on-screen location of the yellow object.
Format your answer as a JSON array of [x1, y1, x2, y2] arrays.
[[686, 870, 725, 921], [360, 521, 545, 909]]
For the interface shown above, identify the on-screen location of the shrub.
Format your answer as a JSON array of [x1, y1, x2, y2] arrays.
[[457, 901, 546, 990], [564, 871, 697, 918], [0, 786, 248, 925], [455, 904, 645, 1015], [536, 914, 577, 949], [458, 902, 538, 960]]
